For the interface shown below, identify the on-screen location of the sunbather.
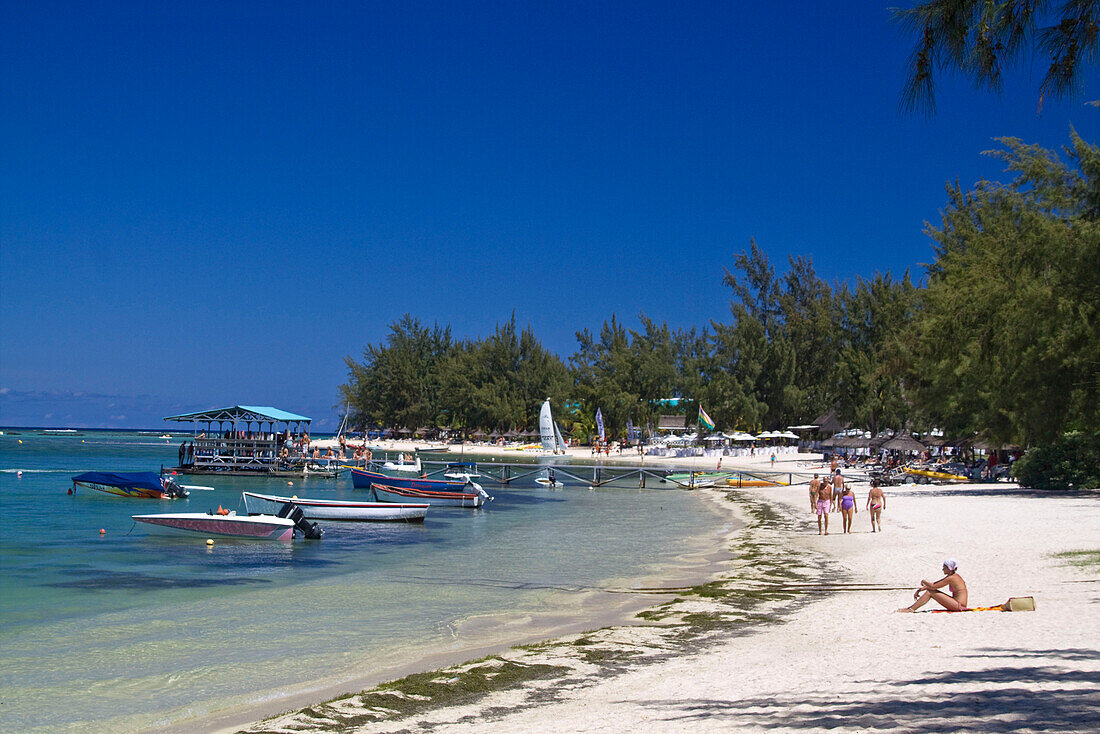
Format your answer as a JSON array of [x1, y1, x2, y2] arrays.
[[898, 559, 968, 612]]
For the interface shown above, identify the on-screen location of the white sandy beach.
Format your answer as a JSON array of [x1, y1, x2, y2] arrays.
[[232, 453, 1099, 734]]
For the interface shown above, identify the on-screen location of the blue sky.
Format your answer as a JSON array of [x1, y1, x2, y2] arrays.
[[1, 1, 1095, 429]]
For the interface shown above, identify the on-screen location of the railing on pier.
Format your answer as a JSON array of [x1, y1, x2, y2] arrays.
[[394, 457, 810, 489], [190, 437, 279, 471]]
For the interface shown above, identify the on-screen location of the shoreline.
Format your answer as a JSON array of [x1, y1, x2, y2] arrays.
[[173, 477, 746, 734], [228, 473, 1099, 733], [222, 468, 833, 734]]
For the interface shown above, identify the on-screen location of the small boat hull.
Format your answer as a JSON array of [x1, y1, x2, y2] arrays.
[[351, 468, 471, 492], [725, 475, 788, 487], [132, 512, 295, 540], [665, 471, 732, 488], [372, 483, 487, 508], [75, 480, 172, 499], [242, 492, 428, 523], [72, 471, 188, 499], [903, 468, 970, 482]]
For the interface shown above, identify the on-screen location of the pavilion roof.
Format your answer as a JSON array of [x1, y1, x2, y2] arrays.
[[163, 405, 312, 424]]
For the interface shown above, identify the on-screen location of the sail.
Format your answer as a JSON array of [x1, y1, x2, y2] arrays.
[[539, 400, 555, 451], [553, 421, 566, 453]]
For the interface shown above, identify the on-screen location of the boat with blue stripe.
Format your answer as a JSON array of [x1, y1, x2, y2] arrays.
[[350, 467, 472, 492]]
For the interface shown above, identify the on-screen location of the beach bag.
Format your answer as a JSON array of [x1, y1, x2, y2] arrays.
[[1001, 596, 1036, 612]]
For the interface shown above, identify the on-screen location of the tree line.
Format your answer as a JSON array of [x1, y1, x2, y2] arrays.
[[340, 132, 1098, 448]]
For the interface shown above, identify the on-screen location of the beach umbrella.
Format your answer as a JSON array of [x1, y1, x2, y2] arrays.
[[703, 433, 725, 442], [470, 429, 487, 438], [778, 431, 800, 439], [881, 434, 926, 452]]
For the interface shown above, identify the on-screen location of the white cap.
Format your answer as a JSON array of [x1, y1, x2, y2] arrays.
[[943, 558, 958, 571]]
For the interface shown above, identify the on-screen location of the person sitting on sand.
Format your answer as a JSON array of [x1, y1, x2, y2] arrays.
[[867, 480, 886, 532], [839, 486, 857, 533], [815, 479, 833, 535], [898, 559, 968, 612]]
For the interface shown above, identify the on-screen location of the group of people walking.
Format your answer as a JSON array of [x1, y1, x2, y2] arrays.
[[809, 461, 886, 535]]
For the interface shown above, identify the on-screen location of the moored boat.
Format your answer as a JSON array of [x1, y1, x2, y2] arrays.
[[72, 471, 190, 499], [664, 471, 732, 487], [131, 511, 298, 540], [371, 483, 490, 508], [350, 467, 472, 493], [242, 491, 428, 523]]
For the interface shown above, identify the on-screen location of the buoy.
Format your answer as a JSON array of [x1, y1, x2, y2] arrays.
[[206, 539, 214, 546], [18, 440, 22, 444], [288, 481, 294, 486], [17, 470, 23, 477], [99, 528, 106, 535], [292, 495, 298, 500]]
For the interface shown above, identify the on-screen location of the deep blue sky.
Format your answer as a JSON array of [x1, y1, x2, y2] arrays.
[[1, 1, 1095, 429]]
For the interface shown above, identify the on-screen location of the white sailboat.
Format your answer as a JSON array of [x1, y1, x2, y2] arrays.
[[539, 399, 566, 454]]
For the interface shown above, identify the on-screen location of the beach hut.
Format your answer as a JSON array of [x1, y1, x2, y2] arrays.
[[657, 415, 687, 433], [881, 434, 926, 452]]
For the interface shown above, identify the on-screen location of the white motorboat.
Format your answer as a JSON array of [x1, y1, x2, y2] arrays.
[[242, 492, 428, 523]]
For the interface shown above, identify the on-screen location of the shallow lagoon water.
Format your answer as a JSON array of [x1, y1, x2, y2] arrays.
[[0, 430, 727, 732]]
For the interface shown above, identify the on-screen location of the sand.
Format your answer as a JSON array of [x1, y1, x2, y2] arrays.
[[230, 454, 1100, 734]]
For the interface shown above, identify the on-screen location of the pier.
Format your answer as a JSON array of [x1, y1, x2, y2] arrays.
[[378, 456, 810, 489]]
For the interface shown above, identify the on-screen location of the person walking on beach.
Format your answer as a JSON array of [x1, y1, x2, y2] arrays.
[[898, 559, 968, 612], [867, 480, 886, 532], [809, 473, 821, 513], [831, 469, 845, 511], [814, 479, 833, 535], [839, 486, 857, 533]]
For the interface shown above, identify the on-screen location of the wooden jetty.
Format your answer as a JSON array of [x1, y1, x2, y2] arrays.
[[398, 456, 806, 489]]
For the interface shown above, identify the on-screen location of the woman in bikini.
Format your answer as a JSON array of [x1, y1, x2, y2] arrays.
[[839, 486, 857, 533], [898, 559, 968, 612]]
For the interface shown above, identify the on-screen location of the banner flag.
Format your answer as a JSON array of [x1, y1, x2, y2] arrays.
[[698, 406, 715, 431], [596, 408, 605, 442], [627, 419, 636, 442]]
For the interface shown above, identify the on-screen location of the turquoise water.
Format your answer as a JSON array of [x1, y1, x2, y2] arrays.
[[0, 430, 726, 732]]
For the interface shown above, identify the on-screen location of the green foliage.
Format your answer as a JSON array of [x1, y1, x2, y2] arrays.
[[910, 132, 1100, 445], [1012, 431, 1100, 489], [341, 314, 569, 432], [338, 134, 1097, 448], [893, 0, 1100, 113]]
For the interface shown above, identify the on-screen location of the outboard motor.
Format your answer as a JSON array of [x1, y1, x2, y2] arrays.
[[276, 502, 324, 539], [163, 478, 189, 499]]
